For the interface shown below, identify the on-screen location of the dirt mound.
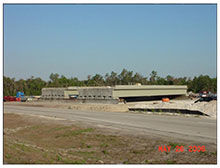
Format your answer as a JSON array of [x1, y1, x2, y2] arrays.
[[131, 100, 217, 118], [192, 101, 217, 118]]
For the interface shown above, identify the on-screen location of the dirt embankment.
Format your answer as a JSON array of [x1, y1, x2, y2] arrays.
[[4, 113, 217, 164], [131, 100, 217, 118]]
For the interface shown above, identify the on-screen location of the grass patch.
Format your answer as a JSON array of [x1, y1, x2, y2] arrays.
[[53, 126, 71, 131], [43, 152, 48, 159], [55, 128, 94, 138], [5, 154, 12, 159], [102, 150, 109, 154], [145, 160, 150, 163], [56, 154, 62, 161], [87, 145, 92, 148], [166, 160, 177, 164], [211, 151, 217, 155], [10, 143, 35, 152], [100, 143, 109, 148], [68, 150, 95, 157], [71, 160, 86, 164], [168, 142, 184, 150], [21, 144, 25, 151], [29, 125, 41, 130]]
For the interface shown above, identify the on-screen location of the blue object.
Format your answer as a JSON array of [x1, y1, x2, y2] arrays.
[[16, 91, 24, 98]]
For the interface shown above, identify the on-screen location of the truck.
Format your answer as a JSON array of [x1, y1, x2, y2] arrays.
[[3, 91, 25, 102]]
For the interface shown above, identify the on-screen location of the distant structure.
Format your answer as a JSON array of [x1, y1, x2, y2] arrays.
[[41, 85, 187, 103], [41, 87, 78, 99]]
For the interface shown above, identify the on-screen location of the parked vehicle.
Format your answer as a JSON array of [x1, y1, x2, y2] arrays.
[[27, 97, 33, 102], [4, 96, 16, 102], [195, 91, 217, 103], [21, 97, 27, 102], [4, 91, 26, 102], [21, 96, 34, 102], [16, 91, 24, 98]]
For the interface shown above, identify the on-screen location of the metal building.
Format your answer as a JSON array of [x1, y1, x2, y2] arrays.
[[41, 85, 187, 101]]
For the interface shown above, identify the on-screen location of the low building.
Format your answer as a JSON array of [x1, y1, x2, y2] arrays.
[[41, 85, 187, 102], [64, 87, 78, 99], [41, 87, 78, 99]]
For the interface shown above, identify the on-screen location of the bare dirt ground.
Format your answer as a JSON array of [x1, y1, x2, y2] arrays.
[[4, 98, 217, 118], [4, 101, 130, 113], [4, 113, 217, 164]]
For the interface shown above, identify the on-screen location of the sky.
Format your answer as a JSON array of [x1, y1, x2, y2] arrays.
[[4, 4, 217, 81]]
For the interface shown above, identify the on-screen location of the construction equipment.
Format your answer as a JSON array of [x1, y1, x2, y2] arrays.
[[194, 91, 217, 103]]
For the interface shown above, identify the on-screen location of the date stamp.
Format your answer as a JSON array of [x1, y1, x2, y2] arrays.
[[158, 145, 206, 152]]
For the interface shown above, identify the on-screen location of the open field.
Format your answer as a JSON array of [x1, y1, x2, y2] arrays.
[[4, 112, 217, 164]]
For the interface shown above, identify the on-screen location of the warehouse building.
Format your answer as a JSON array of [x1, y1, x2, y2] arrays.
[[41, 87, 78, 99], [41, 85, 187, 102]]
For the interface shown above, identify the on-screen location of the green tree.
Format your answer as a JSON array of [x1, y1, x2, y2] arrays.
[[119, 69, 133, 85], [91, 74, 105, 86], [105, 71, 119, 86], [149, 71, 157, 84], [3, 76, 16, 96], [3, 70, 217, 96], [49, 73, 59, 87], [133, 72, 146, 84], [188, 75, 215, 93], [166, 75, 174, 85]]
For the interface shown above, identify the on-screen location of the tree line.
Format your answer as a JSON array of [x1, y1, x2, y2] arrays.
[[3, 69, 217, 96]]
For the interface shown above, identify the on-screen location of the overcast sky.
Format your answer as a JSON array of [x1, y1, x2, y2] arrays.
[[4, 4, 217, 81]]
